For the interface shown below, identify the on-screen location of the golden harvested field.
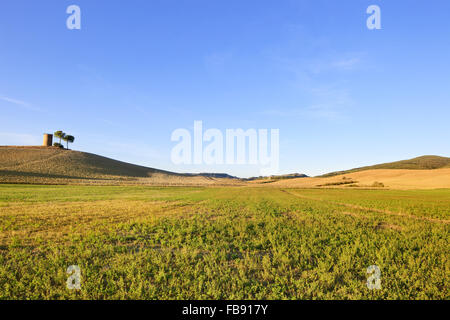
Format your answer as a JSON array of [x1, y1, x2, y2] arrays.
[[267, 169, 450, 190]]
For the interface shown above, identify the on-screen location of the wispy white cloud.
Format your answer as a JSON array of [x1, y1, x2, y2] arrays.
[[0, 96, 30, 107], [0, 95, 42, 112], [262, 49, 361, 120], [310, 56, 364, 74], [261, 77, 354, 121], [304, 103, 344, 120], [331, 57, 361, 70], [262, 103, 347, 121]]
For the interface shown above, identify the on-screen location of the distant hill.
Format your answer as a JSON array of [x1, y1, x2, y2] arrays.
[[0, 146, 241, 185], [246, 173, 308, 182], [321, 156, 450, 177], [192, 173, 238, 179]]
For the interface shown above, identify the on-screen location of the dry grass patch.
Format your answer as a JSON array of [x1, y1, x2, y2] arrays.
[[0, 200, 202, 246]]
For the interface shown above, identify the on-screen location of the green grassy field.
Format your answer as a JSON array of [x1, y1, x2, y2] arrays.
[[0, 184, 448, 299]]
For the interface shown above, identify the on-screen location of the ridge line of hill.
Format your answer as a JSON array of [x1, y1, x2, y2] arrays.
[[320, 155, 450, 177]]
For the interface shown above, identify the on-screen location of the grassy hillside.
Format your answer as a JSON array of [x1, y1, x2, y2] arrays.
[[322, 156, 450, 177], [0, 147, 240, 185]]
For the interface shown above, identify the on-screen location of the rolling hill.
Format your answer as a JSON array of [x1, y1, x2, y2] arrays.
[[0, 146, 241, 185], [251, 155, 450, 189], [321, 155, 450, 177], [270, 168, 450, 189]]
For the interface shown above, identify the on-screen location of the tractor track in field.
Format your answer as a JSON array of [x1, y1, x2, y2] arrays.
[[280, 189, 450, 224]]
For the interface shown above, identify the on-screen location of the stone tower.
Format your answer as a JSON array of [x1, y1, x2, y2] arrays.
[[43, 134, 53, 147]]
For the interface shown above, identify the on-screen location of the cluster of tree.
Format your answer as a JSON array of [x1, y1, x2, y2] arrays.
[[53, 131, 75, 149]]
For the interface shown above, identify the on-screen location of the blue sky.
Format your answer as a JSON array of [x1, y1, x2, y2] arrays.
[[1, 0, 449, 177]]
